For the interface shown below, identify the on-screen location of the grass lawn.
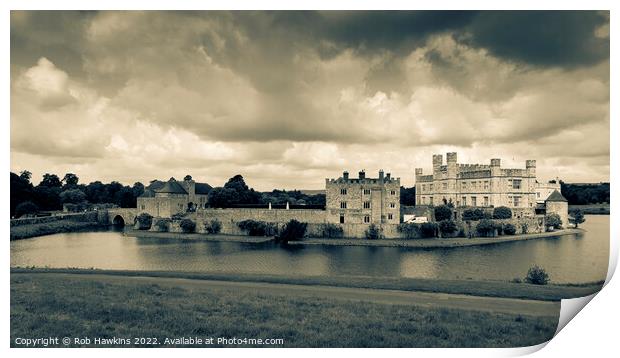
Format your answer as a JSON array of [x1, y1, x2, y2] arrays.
[[11, 273, 558, 348], [569, 204, 610, 215], [10, 221, 105, 241], [11, 267, 603, 301]]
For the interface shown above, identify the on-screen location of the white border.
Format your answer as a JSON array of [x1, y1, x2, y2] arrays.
[[3, 1, 617, 357]]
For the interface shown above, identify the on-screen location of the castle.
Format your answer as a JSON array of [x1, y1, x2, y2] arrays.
[[325, 170, 400, 225], [132, 152, 568, 238]]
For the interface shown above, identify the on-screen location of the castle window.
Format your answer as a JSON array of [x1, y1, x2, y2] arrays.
[[462, 197, 467, 206], [422, 184, 426, 191], [390, 202, 396, 208], [388, 213, 394, 220], [483, 196, 489, 207], [340, 201, 347, 209], [390, 190, 396, 195], [429, 184, 434, 191], [513, 196, 521, 207], [462, 182, 467, 189], [442, 182, 447, 190], [363, 201, 371, 209], [429, 197, 434, 205], [364, 215, 370, 223], [513, 179, 522, 190], [471, 197, 477, 207], [141, 205, 145, 210], [340, 215, 345, 224], [484, 181, 489, 190], [340, 188, 347, 195], [363, 189, 371, 195]]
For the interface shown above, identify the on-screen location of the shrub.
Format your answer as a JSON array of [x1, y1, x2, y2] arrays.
[[503, 223, 517, 235], [179, 218, 196, 233], [154, 218, 171, 232], [525, 265, 550, 285], [438, 220, 458, 237], [136, 213, 153, 230], [476, 219, 497, 237], [397, 222, 421, 239], [238, 220, 278, 236], [493, 206, 513, 219], [434, 205, 453, 222], [569, 209, 586, 228], [545, 213, 562, 230], [521, 223, 529, 234], [171, 213, 186, 220], [15, 201, 39, 218], [364, 223, 383, 240], [420, 222, 438, 238], [278, 219, 307, 243], [203, 219, 222, 234], [320, 223, 344, 238], [462, 208, 485, 221]]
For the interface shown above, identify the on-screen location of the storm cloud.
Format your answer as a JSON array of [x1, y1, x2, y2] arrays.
[[10, 11, 609, 190]]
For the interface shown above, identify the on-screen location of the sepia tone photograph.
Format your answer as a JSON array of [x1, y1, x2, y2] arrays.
[[9, 9, 611, 349]]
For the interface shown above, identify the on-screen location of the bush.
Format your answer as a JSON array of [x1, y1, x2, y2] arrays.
[[476, 219, 497, 237], [179, 218, 196, 233], [171, 213, 186, 220], [434, 205, 453, 222], [15, 201, 39, 218], [569, 209, 586, 228], [397, 222, 421, 239], [438, 220, 458, 237], [525, 265, 550, 285], [320, 223, 344, 238], [136, 213, 153, 230], [545, 213, 562, 230], [364, 223, 383, 240], [420, 222, 438, 238], [462, 208, 485, 221], [503, 223, 517, 235], [204, 219, 222, 234], [493, 206, 513, 219], [154, 218, 171, 232], [238, 220, 278, 236], [278, 219, 307, 243]]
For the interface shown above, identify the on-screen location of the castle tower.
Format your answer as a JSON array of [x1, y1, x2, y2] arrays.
[[432, 154, 443, 175], [526, 160, 537, 177]]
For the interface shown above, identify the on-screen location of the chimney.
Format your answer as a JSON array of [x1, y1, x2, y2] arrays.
[[359, 170, 366, 180], [490, 158, 501, 167], [343, 171, 349, 180], [379, 169, 384, 182], [386, 173, 391, 181]]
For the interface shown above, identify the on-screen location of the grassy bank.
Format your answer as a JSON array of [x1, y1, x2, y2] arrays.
[[10, 220, 107, 241], [569, 204, 610, 215], [296, 229, 582, 249], [11, 268, 603, 301], [10, 273, 558, 348]]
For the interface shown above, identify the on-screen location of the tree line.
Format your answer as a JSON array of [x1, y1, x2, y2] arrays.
[[560, 181, 609, 205], [10, 171, 144, 218]]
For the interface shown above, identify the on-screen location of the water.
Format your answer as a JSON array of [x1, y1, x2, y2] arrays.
[[10, 215, 609, 284]]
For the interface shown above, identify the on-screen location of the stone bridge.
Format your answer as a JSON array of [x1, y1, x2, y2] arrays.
[[107, 208, 138, 226]]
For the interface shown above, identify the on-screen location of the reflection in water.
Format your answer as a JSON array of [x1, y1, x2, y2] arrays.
[[10, 216, 609, 283]]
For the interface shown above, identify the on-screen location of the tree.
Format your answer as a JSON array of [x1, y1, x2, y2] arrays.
[[208, 187, 239, 208], [438, 220, 458, 237], [278, 219, 307, 243], [503, 223, 517, 235], [62, 173, 79, 187], [492, 206, 512, 219], [132, 182, 145, 198], [434, 205, 453, 221], [400, 186, 416, 206], [19, 170, 32, 183], [179, 218, 196, 233], [545, 213, 562, 230], [462, 208, 485, 221], [364, 223, 383, 240], [15, 201, 38, 218], [59, 189, 87, 204], [39, 173, 62, 188], [184, 175, 193, 181], [11, 172, 34, 217], [476, 219, 497, 237], [569, 209, 586, 228]]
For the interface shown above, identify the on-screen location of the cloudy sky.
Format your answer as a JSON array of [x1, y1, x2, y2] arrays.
[[10, 11, 610, 190]]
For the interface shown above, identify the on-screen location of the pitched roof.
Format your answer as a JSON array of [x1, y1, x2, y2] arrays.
[[154, 179, 188, 194], [546, 190, 568, 202], [195, 182, 212, 195]]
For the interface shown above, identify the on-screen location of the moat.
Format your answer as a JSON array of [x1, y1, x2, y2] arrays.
[[10, 215, 608, 284]]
